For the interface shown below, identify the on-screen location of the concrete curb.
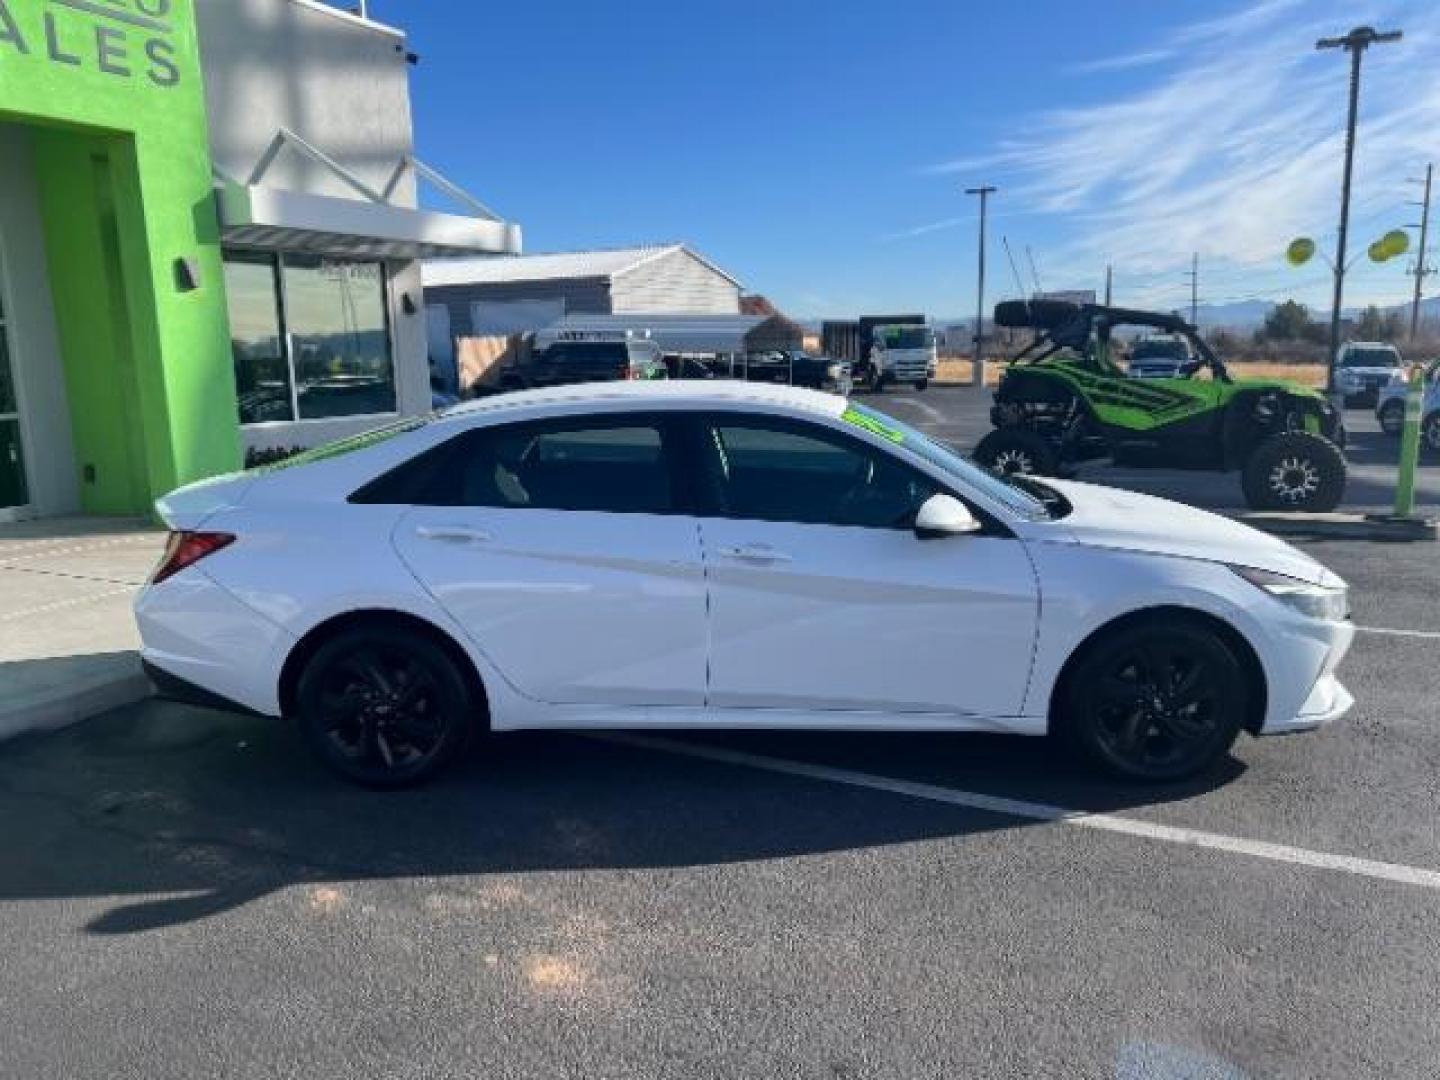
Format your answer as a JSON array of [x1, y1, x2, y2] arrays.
[[1240, 512, 1440, 542], [0, 664, 154, 743]]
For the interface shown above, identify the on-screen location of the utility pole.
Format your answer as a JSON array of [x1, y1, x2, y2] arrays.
[[1316, 25, 1403, 398], [965, 185, 997, 389], [1409, 163, 1432, 341], [1185, 252, 1199, 326], [1104, 264, 1113, 306]]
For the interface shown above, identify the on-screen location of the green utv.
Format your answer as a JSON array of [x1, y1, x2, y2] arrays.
[[972, 300, 1347, 512]]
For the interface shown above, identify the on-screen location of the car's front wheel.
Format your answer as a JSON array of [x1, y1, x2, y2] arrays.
[[295, 626, 475, 788], [1058, 619, 1247, 782], [1240, 431, 1346, 512]]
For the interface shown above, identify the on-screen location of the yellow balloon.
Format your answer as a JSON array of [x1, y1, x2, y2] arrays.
[[1286, 237, 1316, 266], [1381, 229, 1410, 258], [1369, 240, 1390, 263]]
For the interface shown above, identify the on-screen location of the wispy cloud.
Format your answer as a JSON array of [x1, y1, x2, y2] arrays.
[[920, 0, 1440, 307], [1066, 48, 1175, 76]]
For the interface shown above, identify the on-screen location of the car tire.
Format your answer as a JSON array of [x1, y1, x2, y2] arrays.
[[295, 625, 476, 789], [1057, 618, 1247, 782], [972, 427, 1061, 476], [915, 379, 930, 391], [1240, 431, 1346, 512], [1425, 412, 1440, 453], [1377, 401, 1405, 436]]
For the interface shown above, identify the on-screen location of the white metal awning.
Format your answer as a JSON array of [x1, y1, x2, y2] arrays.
[[217, 183, 521, 259], [214, 128, 522, 260]]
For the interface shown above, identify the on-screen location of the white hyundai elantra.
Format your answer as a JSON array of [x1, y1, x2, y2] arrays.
[[136, 382, 1354, 787]]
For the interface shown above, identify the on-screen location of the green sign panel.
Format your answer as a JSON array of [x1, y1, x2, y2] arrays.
[[0, 0, 239, 513]]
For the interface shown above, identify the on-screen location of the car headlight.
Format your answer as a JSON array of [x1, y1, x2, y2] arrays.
[[1231, 565, 1349, 621]]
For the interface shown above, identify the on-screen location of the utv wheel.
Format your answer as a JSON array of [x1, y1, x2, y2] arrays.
[[1377, 400, 1405, 436], [1240, 431, 1346, 512], [972, 427, 1060, 477], [1058, 619, 1246, 782], [296, 626, 474, 788]]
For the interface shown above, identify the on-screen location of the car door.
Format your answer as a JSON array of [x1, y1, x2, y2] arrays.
[[694, 414, 1040, 717], [392, 413, 707, 707]]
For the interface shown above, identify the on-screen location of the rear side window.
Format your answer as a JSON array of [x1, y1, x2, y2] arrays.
[[354, 417, 681, 514]]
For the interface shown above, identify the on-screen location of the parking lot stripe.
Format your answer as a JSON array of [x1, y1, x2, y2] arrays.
[[594, 733, 1440, 892], [1355, 624, 1440, 641]]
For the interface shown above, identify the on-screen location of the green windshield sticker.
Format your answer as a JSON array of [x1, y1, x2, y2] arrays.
[[842, 406, 905, 444]]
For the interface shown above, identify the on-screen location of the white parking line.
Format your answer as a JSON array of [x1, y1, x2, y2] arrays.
[[594, 733, 1440, 892], [1356, 624, 1440, 641]]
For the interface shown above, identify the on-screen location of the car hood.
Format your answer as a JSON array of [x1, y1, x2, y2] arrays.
[[1340, 366, 1400, 377], [1033, 478, 1337, 586]]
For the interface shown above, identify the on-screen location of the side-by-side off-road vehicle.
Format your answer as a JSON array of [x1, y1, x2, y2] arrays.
[[972, 300, 1347, 512]]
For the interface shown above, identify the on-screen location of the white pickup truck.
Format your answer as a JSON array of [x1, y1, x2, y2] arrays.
[[1335, 341, 1406, 406]]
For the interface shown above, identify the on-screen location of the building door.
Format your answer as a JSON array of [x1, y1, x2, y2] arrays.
[[0, 257, 31, 518]]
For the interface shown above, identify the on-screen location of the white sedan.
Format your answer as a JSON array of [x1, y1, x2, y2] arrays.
[[136, 382, 1354, 787]]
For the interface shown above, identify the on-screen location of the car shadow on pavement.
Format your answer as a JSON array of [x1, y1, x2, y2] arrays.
[[0, 701, 1243, 936]]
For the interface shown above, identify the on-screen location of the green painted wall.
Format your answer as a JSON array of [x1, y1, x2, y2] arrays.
[[0, 0, 238, 513]]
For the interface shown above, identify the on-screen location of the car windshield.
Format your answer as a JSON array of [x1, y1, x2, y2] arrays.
[[1132, 341, 1187, 361], [1342, 348, 1400, 368], [840, 403, 1053, 521], [880, 328, 934, 349]]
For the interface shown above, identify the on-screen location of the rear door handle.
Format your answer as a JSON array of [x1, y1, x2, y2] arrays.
[[719, 544, 792, 564], [415, 525, 494, 545]]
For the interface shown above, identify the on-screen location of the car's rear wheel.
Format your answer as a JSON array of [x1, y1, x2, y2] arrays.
[[1058, 620, 1247, 782], [972, 427, 1061, 476], [1240, 431, 1346, 512], [1377, 400, 1405, 436], [296, 626, 474, 788]]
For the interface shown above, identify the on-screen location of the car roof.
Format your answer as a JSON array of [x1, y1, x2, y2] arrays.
[[434, 380, 850, 428]]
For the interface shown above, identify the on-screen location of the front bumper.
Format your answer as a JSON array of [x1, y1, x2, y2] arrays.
[[1257, 615, 1355, 735]]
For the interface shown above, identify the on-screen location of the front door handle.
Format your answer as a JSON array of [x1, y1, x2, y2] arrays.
[[415, 524, 494, 545], [718, 544, 792, 564]]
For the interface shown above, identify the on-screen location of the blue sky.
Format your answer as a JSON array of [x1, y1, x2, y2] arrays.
[[368, 0, 1440, 322]]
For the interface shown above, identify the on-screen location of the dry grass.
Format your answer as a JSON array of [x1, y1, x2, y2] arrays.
[[933, 356, 1328, 388]]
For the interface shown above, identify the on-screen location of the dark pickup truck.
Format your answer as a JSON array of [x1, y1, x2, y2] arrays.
[[741, 350, 853, 394]]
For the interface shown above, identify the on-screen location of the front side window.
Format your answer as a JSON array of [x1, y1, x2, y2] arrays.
[[223, 251, 396, 425], [375, 418, 679, 514], [708, 418, 937, 529]]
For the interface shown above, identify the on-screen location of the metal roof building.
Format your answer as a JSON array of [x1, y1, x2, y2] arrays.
[[422, 244, 743, 342]]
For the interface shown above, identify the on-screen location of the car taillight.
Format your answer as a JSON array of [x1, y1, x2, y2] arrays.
[[625, 365, 642, 380], [150, 531, 235, 584]]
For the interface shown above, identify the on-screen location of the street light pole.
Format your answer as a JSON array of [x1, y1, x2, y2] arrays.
[[1409, 163, 1432, 342], [965, 185, 997, 389], [1316, 25, 1402, 399]]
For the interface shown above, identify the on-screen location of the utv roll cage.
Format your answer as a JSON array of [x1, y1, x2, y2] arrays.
[[994, 299, 1231, 383]]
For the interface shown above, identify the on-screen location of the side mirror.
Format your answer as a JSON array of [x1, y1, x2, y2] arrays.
[[914, 493, 981, 539]]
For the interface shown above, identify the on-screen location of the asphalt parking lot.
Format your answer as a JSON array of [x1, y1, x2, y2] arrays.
[[1, 389, 1437, 1079]]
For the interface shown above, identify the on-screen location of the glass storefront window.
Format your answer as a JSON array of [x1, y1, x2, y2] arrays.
[[282, 256, 396, 420], [223, 252, 293, 425], [222, 251, 396, 426]]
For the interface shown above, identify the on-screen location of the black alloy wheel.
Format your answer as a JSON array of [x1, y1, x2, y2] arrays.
[[1061, 621, 1246, 782], [296, 627, 473, 788]]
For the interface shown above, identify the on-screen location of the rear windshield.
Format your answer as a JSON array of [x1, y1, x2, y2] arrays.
[[248, 417, 428, 473], [1341, 348, 1401, 368]]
